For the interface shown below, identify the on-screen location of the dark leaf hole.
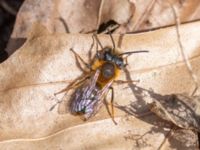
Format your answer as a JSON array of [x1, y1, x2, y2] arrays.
[[97, 20, 118, 34]]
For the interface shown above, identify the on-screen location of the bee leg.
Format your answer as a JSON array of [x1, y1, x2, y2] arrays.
[[93, 34, 103, 50], [103, 87, 117, 125], [50, 76, 90, 111], [123, 55, 129, 67], [89, 34, 100, 64], [70, 48, 92, 71], [114, 80, 140, 85], [88, 34, 95, 62], [54, 76, 90, 96], [109, 86, 117, 125], [49, 99, 63, 111]]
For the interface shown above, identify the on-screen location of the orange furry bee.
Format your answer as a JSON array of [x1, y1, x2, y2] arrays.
[[52, 34, 148, 123]]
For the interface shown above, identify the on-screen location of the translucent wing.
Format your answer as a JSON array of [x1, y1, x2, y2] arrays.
[[70, 69, 113, 120]]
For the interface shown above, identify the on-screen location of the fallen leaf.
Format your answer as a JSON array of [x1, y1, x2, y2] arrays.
[[126, 0, 200, 32], [159, 128, 198, 150], [148, 93, 200, 131], [1, 21, 200, 149], [6, 0, 134, 55]]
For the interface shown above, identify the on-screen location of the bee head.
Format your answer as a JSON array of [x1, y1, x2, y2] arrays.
[[96, 47, 125, 69]]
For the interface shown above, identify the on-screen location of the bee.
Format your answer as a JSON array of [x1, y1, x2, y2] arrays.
[[52, 34, 148, 123]]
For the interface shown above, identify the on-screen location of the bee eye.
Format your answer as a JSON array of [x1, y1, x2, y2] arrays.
[[116, 58, 124, 68], [105, 52, 112, 61]]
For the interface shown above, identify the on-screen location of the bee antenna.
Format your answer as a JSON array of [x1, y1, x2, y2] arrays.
[[107, 29, 115, 52], [93, 34, 103, 50], [119, 50, 149, 56]]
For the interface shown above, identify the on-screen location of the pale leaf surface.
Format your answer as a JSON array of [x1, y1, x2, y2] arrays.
[[1, 22, 200, 149]]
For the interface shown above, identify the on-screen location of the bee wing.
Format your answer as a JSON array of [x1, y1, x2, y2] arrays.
[[89, 69, 100, 89], [50, 69, 101, 115], [97, 79, 114, 106], [84, 80, 114, 119], [99, 80, 113, 97], [69, 70, 101, 113]]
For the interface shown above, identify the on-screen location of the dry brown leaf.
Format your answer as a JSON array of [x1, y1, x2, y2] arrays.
[[148, 93, 200, 131], [159, 128, 198, 150], [121, 0, 200, 32], [6, 0, 134, 55], [6, 0, 200, 55], [1, 21, 200, 149]]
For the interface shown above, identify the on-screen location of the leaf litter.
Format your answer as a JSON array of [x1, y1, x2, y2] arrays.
[[0, 20, 200, 149], [1, 0, 200, 149]]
